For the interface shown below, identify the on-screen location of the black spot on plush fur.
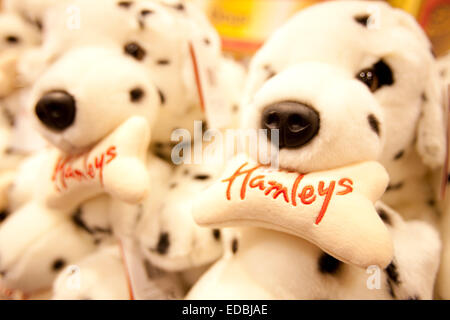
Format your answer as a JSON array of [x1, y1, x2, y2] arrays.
[[72, 208, 112, 236], [141, 9, 154, 16], [130, 87, 145, 102], [72, 208, 92, 234], [231, 238, 238, 254], [194, 174, 211, 181], [156, 59, 170, 65], [0, 210, 9, 223], [174, 3, 185, 11], [376, 208, 391, 226], [368, 114, 380, 136], [157, 89, 166, 105], [385, 262, 400, 285], [318, 253, 341, 275], [263, 64, 276, 80], [212, 229, 221, 241], [124, 42, 146, 61], [422, 92, 428, 102], [156, 233, 170, 255], [447, 174, 450, 184], [52, 258, 66, 271], [386, 182, 404, 192], [394, 150, 404, 160], [387, 279, 396, 299], [5, 35, 20, 44], [118, 1, 133, 9], [354, 14, 370, 26], [169, 182, 178, 189]]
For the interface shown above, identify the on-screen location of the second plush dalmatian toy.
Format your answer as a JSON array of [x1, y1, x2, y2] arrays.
[[241, 0, 445, 225], [188, 1, 442, 300]]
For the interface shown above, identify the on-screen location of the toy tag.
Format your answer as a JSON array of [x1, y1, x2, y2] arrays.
[[188, 38, 232, 130], [193, 154, 393, 268], [46, 116, 151, 210], [119, 237, 184, 300]]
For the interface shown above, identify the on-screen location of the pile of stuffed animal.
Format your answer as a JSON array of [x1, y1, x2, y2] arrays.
[[0, 0, 448, 300]]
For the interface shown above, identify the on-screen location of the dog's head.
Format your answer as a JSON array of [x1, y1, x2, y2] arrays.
[[29, 47, 158, 155], [242, 0, 445, 172], [23, 0, 223, 147]]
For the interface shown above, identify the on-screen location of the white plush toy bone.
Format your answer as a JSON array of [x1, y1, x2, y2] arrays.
[[195, 155, 390, 268], [188, 1, 442, 300], [28, 47, 158, 209]]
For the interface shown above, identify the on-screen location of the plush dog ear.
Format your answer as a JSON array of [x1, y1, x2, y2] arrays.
[[415, 62, 446, 169], [416, 62, 446, 168], [392, 8, 447, 168]]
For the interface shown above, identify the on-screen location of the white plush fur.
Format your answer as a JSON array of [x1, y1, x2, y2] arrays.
[[0, 202, 96, 295], [52, 245, 130, 300], [188, 202, 440, 299]]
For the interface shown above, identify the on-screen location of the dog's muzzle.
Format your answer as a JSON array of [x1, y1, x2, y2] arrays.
[[261, 101, 320, 149]]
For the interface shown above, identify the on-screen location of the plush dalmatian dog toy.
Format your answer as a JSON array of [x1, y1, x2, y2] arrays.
[[187, 1, 442, 300], [241, 0, 445, 225]]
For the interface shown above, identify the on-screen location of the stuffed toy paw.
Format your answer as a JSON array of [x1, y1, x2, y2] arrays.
[[51, 245, 131, 300], [0, 201, 97, 297], [136, 162, 225, 272]]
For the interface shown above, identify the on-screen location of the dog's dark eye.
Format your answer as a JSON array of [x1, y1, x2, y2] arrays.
[[356, 60, 393, 92]]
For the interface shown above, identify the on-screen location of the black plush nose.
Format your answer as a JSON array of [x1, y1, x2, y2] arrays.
[[261, 101, 320, 149], [35, 90, 76, 131]]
